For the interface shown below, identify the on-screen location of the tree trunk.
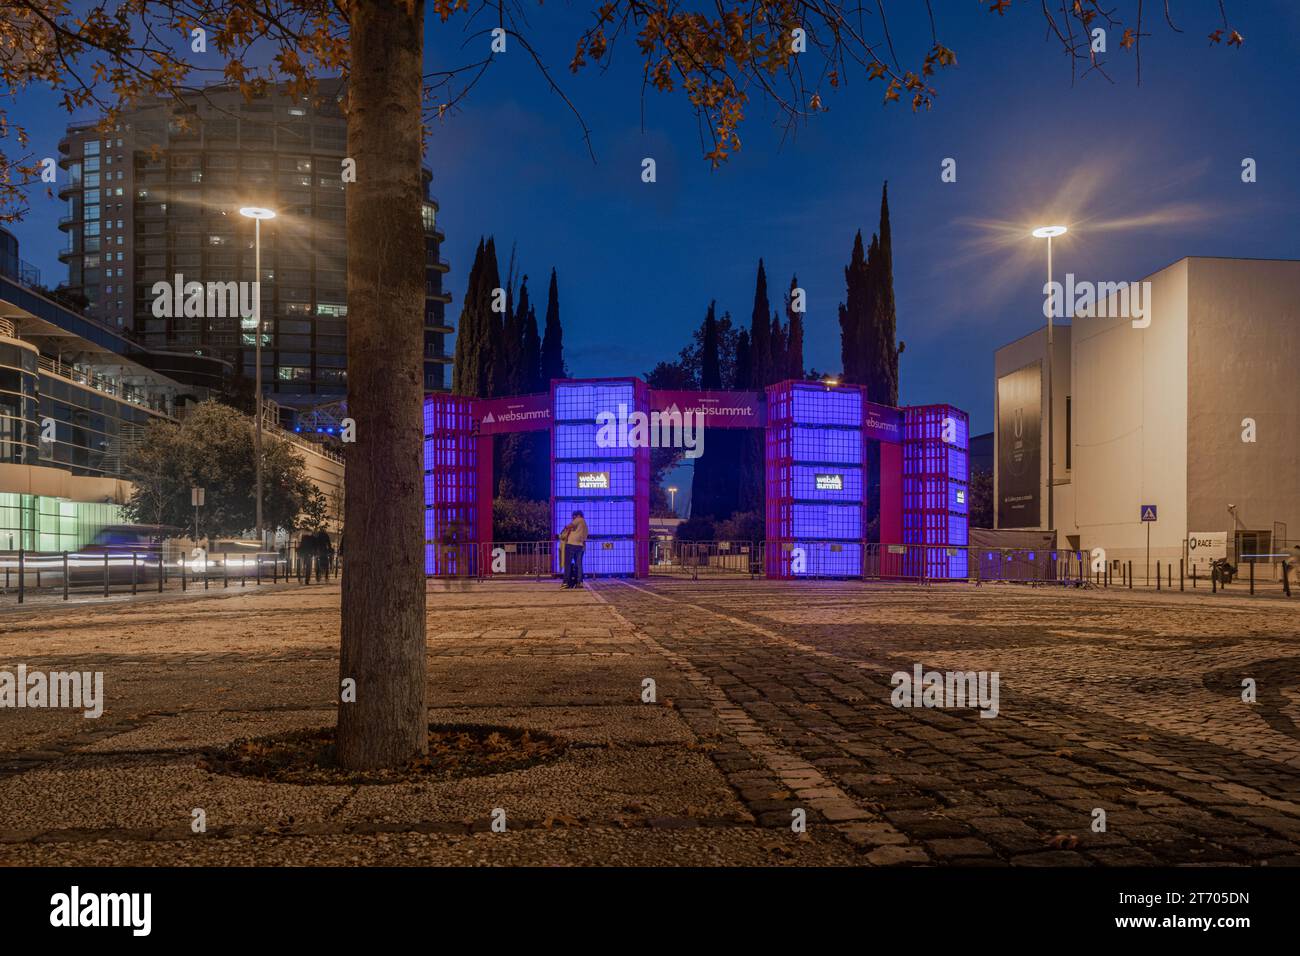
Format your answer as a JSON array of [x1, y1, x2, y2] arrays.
[[336, 0, 428, 769]]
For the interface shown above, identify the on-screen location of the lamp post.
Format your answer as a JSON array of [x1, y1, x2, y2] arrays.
[[668, 486, 678, 514], [1032, 224, 1067, 539], [240, 206, 276, 548]]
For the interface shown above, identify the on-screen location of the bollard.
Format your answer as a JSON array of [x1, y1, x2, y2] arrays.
[[223, 557, 228, 588], [131, 552, 138, 595], [1179, 559, 1184, 592], [17, 548, 24, 604], [1192, 564, 1197, 589], [1213, 568, 1218, 594], [1156, 561, 1161, 591], [63, 551, 69, 601], [257, 556, 262, 586], [182, 557, 187, 592], [1127, 561, 1132, 589], [158, 553, 164, 592], [1249, 560, 1255, 596]]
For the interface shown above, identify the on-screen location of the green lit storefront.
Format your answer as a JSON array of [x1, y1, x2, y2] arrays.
[[0, 493, 123, 552]]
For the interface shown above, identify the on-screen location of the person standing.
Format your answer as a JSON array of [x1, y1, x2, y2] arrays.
[[316, 531, 334, 582], [560, 510, 589, 588], [296, 533, 315, 584]]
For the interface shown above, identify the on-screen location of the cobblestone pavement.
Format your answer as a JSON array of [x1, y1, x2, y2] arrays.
[[0, 577, 1297, 865], [597, 578, 1300, 865]]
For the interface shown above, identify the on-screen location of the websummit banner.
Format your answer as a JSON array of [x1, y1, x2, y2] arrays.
[[648, 389, 764, 428], [864, 401, 904, 444], [474, 393, 551, 435], [473, 388, 903, 437]]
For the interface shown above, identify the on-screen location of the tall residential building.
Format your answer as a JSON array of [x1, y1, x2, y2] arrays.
[[1, 227, 345, 543], [56, 79, 453, 411]]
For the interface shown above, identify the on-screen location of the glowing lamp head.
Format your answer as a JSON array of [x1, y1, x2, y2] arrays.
[[239, 207, 277, 220], [1032, 225, 1067, 239]]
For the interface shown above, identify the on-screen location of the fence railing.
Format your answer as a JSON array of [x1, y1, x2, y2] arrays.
[[0, 548, 300, 603]]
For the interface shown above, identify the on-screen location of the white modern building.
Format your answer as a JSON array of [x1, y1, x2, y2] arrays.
[[993, 257, 1300, 581]]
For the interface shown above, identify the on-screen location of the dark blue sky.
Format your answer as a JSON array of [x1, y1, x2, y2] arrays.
[[9, 1, 1300, 439]]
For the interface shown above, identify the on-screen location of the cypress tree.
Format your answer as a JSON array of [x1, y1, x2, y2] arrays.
[[749, 259, 770, 388], [690, 302, 723, 520], [522, 301, 542, 393], [540, 268, 566, 385], [452, 238, 485, 396], [874, 182, 900, 405], [786, 274, 805, 380], [769, 308, 787, 382], [733, 329, 751, 390], [480, 237, 503, 398], [700, 301, 721, 388], [838, 231, 870, 385]]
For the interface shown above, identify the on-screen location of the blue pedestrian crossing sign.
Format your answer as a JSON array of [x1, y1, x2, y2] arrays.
[[1141, 505, 1158, 522]]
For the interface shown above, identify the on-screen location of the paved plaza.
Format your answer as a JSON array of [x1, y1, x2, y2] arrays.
[[0, 577, 1298, 866]]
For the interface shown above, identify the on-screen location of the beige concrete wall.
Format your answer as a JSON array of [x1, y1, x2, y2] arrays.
[[290, 440, 344, 533], [0, 462, 133, 503], [1069, 259, 1189, 576], [1186, 258, 1300, 549]]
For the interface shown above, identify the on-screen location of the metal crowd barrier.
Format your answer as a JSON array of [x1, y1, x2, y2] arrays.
[[0, 548, 293, 603]]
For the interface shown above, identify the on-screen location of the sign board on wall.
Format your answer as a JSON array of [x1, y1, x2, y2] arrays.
[[863, 402, 904, 444], [815, 474, 844, 491], [576, 472, 609, 490], [647, 390, 762, 428], [474, 393, 551, 435], [1186, 532, 1227, 570], [996, 362, 1042, 528]]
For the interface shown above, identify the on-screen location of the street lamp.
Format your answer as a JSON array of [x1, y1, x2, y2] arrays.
[[240, 206, 276, 548], [1032, 224, 1067, 537], [667, 486, 678, 514]]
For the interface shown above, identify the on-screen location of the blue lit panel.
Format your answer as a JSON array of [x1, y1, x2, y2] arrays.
[[792, 503, 862, 540], [552, 380, 643, 576], [791, 427, 861, 464], [554, 382, 637, 421], [571, 539, 637, 575], [791, 386, 862, 426], [947, 447, 968, 482], [554, 423, 625, 459], [788, 541, 863, 577], [553, 498, 635, 537]]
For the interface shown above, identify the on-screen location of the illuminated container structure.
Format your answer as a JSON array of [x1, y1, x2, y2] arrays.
[[551, 378, 649, 577], [765, 381, 865, 578], [902, 404, 970, 578], [423, 392, 478, 576]]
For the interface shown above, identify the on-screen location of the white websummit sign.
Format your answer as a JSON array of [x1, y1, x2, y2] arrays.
[[1186, 532, 1227, 570]]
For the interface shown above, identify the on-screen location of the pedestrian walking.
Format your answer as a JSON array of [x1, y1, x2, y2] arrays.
[[558, 510, 588, 588], [296, 534, 315, 584]]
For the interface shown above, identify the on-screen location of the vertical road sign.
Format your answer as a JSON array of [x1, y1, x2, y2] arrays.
[[1141, 505, 1157, 586]]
